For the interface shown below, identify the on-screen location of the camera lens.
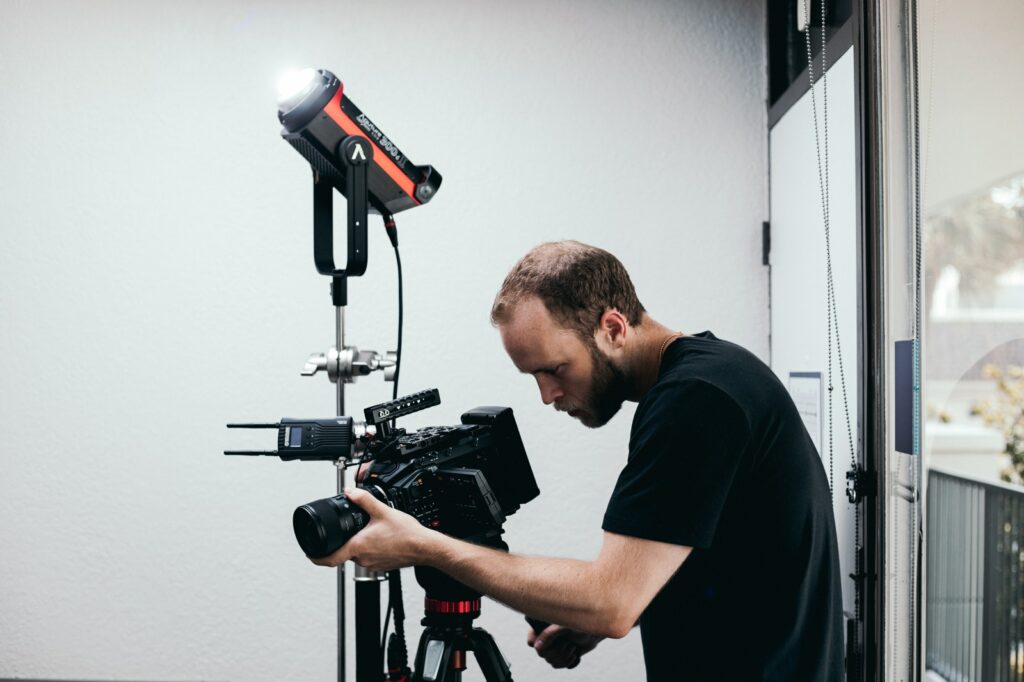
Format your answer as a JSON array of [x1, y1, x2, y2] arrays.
[[293, 494, 369, 559]]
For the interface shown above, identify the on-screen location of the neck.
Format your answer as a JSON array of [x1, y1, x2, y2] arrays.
[[622, 315, 682, 400]]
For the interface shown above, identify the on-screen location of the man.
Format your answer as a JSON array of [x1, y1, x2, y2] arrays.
[[314, 241, 844, 680]]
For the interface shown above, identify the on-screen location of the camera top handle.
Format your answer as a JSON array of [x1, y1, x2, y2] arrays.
[[364, 388, 441, 439]]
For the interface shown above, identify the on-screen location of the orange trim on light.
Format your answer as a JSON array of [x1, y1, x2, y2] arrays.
[[322, 90, 418, 201]]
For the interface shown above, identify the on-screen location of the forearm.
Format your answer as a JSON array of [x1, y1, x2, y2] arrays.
[[321, 488, 685, 637], [419, 533, 629, 638]]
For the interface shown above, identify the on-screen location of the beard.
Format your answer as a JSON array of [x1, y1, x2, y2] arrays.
[[573, 343, 630, 428]]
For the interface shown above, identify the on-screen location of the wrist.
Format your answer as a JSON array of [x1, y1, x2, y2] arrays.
[[415, 528, 448, 567]]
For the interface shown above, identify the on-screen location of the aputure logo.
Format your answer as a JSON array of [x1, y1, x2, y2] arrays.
[[355, 113, 409, 170]]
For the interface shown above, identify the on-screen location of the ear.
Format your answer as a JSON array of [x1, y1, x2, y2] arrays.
[[596, 308, 629, 350]]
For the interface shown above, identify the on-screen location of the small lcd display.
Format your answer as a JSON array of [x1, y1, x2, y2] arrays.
[[288, 427, 303, 448]]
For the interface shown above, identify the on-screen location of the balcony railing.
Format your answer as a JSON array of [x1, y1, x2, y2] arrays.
[[927, 467, 1024, 681]]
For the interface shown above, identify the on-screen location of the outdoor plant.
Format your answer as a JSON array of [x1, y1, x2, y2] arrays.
[[971, 363, 1024, 484]]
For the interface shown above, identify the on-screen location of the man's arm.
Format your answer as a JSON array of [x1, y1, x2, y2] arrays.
[[426, 529, 688, 638], [312, 487, 691, 639]]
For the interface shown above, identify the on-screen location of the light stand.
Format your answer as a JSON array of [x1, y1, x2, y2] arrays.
[[247, 67, 442, 682], [299, 136, 394, 682]]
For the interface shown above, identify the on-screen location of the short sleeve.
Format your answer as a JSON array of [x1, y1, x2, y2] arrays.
[[602, 379, 751, 548]]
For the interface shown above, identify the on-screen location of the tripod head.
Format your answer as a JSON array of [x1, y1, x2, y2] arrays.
[[413, 535, 506, 616], [410, 548, 516, 682]]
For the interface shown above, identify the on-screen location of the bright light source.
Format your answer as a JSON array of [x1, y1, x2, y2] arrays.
[[276, 68, 318, 111]]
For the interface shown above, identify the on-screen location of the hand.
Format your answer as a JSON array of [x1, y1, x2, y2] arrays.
[[356, 461, 371, 482], [309, 487, 434, 572], [527, 624, 603, 670]]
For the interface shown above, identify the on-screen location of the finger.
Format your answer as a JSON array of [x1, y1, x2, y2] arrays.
[[309, 536, 360, 567], [540, 643, 573, 663], [344, 487, 385, 517], [552, 654, 581, 670], [543, 643, 579, 669], [356, 462, 371, 482], [534, 624, 565, 651], [541, 639, 574, 662], [526, 628, 537, 647], [310, 547, 351, 566], [542, 642, 570, 661]]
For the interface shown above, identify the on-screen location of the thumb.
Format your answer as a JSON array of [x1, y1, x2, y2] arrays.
[[534, 624, 565, 651], [344, 487, 386, 516]]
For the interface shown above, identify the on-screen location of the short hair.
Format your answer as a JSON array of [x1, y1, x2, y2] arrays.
[[490, 240, 646, 340]]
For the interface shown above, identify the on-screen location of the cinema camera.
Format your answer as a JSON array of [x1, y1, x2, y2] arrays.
[[288, 388, 541, 559]]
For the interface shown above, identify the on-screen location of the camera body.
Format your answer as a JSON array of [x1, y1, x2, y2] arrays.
[[293, 391, 540, 559]]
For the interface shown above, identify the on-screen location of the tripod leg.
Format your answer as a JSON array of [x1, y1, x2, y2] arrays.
[[467, 628, 513, 682], [410, 629, 434, 682], [412, 629, 458, 682], [355, 581, 383, 682]]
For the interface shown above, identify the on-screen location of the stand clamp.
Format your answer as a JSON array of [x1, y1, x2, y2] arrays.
[[303, 346, 397, 384]]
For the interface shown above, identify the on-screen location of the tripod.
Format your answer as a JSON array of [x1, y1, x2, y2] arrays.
[[410, 568, 513, 682]]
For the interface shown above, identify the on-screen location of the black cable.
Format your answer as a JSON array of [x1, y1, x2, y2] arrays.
[[383, 212, 403, 406], [380, 588, 393, 653], [379, 569, 407, 653], [390, 569, 407, 641], [392, 247, 403, 402], [381, 569, 409, 675], [378, 213, 404, 672], [341, 218, 400, 478]]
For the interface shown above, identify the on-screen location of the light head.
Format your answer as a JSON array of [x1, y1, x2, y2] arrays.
[[277, 67, 441, 215], [276, 68, 332, 127]]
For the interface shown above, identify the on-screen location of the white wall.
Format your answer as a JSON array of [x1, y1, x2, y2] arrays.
[[0, 1, 767, 680]]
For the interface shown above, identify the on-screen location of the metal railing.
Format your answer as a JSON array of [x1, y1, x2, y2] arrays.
[[927, 467, 1024, 681]]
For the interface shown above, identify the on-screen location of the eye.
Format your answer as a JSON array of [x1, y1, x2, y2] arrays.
[[533, 363, 566, 377]]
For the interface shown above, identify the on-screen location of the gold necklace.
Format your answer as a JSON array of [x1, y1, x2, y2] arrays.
[[658, 331, 684, 360]]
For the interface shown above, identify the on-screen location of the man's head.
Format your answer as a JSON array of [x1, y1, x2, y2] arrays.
[[491, 241, 646, 427]]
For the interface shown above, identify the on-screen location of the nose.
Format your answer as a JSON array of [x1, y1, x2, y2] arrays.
[[535, 374, 564, 406]]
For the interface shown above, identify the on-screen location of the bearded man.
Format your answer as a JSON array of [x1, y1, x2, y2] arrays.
[[312, 240, 844, 680]]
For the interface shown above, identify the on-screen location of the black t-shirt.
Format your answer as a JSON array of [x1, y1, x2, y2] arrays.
[[602, 332, 844, 681]]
